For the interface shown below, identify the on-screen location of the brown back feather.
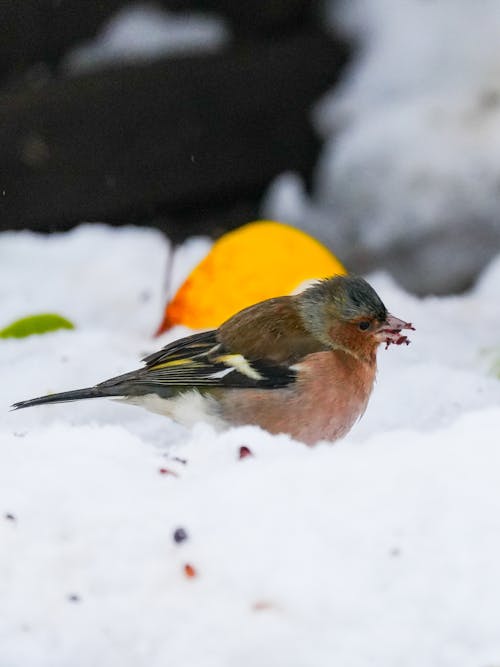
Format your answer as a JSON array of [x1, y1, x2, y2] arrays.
[[217, 296, 328, 365]]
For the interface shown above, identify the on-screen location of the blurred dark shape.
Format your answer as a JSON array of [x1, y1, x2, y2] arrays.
[[173, 527, 189, 543], [0, 1, 348, 241], [0, 1, 312, 83]]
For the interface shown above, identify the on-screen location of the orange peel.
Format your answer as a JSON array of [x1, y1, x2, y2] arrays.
[[156, 220, 346, 334]]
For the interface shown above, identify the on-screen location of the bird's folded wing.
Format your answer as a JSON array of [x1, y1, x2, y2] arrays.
[[217, 296, 328, 364], [141, 329, 296, 389]]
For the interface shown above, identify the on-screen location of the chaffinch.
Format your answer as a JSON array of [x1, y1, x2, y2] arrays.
[[12, 275, 414, 445]]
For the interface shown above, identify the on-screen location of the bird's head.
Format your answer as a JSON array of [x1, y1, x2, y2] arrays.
[[296, 275, 414, 362]]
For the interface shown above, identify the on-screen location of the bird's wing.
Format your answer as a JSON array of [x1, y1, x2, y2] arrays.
[[134, 296, 329, 390], [140, 329, 296, 389], [217, 296, 328, 364]]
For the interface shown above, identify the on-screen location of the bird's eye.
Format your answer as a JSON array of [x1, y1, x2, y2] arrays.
[[358, 321, 371, 331]]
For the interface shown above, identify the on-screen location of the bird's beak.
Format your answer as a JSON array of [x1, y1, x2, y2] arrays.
[[375, 314, 415, 348]]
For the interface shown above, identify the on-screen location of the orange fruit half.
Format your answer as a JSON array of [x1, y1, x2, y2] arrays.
[[156, 220, 346, 334]]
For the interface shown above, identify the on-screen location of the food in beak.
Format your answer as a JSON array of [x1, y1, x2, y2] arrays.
[[376, 314, 415, 349]]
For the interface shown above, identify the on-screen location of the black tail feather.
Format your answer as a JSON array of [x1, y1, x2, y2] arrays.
[[11, 386, 108, 410]]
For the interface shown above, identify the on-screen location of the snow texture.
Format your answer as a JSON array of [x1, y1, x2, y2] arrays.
[[265, 0, 500, 294], [1, 225, 500, 666], [63, 4, 229, 73]]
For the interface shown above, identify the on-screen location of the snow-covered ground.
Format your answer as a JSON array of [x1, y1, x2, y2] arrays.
[[1, 224, 500, 666]]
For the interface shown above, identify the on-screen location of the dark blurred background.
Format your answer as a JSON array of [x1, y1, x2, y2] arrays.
[[0, 0, 348, 242]]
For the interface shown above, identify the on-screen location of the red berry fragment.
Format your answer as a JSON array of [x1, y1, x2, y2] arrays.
[[252, 600, 275, 611], [158, 467, 179, 477], [238, 445, 253, 459], [381, 319, 414, 349], [173, 527, 188, 544], [184, 563, 197, 578]]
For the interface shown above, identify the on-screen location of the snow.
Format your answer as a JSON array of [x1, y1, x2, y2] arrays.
[[1, 224, 500, 666], [63, 4, 229, 73], [265, 0, 500, 294]]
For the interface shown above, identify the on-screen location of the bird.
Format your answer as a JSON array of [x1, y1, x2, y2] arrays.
[[12, 275, 414, 445]]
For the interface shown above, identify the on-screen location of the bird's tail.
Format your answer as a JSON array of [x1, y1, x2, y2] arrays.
[[11, 365, 179, 412], [11, 386, 115, 411]]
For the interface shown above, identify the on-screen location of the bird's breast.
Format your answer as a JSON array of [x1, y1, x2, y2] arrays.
[[218, 351, 377, 445]]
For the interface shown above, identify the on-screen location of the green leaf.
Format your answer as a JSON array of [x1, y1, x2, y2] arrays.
[[0, 313, 75, 339]]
